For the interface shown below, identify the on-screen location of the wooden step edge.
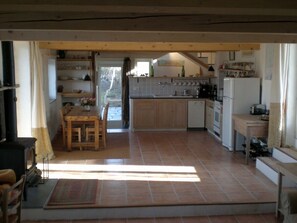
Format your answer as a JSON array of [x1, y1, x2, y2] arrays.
[[257, 156, 280, 172], [274, 147, 297, 161]]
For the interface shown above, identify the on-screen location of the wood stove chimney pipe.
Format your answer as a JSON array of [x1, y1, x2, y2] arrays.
[[1, 41, 18, 141]]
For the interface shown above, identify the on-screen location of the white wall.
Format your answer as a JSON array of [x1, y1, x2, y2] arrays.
[[153, 52, 202, 77], [40, 49, 61, 139], [14, 41, 32, 137], [259, 44, 280, 109], [14, 43, 60, 140]]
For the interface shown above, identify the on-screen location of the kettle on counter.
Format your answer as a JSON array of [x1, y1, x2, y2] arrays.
[[250, 104, 266, 115]]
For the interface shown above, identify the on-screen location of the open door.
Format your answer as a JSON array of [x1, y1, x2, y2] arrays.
[[96, 60, 123, 129]]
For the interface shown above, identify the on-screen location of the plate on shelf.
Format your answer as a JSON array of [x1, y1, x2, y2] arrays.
[[71, 77, 80, 80]]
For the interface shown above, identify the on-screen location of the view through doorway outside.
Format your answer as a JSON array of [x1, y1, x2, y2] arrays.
[[97, 62, 122, 129]]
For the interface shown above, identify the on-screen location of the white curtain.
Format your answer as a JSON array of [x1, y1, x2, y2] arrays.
[[30, 42, 55, 162], [268, 44, 297, 148], [284, 44, 297, 147], [279, 44, 289, 146]]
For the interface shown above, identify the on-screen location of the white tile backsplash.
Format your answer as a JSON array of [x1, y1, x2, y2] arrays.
[[129, 77, 210, 97]]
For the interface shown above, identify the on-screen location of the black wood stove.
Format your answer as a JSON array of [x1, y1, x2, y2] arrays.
[[0, 138, 38, 200], [0, 42, 41, 200]]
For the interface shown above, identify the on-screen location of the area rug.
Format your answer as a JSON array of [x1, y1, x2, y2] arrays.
[[44, 179, 98, 209]]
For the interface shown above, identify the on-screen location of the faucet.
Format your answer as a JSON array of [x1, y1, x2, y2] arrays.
[[183, 89, 189, 96]]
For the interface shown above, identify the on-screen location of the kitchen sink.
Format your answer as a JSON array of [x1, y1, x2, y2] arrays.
[[153, 95, 193, 99]]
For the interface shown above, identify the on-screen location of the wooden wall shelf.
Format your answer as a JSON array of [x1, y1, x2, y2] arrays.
[[60, 92, 92, 98]]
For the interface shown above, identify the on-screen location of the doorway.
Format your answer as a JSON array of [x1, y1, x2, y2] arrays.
[[96, 60, 123, 129]]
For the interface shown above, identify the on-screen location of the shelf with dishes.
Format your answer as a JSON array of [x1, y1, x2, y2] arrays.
[[56, 51, 94, 102], [57, 69, 91, 72], [219, 62, 255, 77], [57, 58, 92, 62], [58, 74, 92, 81], [59, 92, 93, 98], [129, 75, 216, 79], [219, 69, 256, 78], [58, 77, 92, 82]]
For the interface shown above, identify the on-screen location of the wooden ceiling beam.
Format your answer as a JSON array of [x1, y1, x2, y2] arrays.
[[0, 13, 297, 37], [38, 41, 260, 52], [1, 1, 297, 43], [1, 30, 297, 43], [1, 0, 297, 16]]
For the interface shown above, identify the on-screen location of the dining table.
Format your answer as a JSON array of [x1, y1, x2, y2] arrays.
[[64, 106, 100, 151]]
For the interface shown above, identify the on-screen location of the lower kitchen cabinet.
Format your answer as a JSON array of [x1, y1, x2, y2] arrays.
[[156, 100, 174, 128], [174, 100, 187, 128], [131, 99, 187, 130], [133, 100, 156, 129], [156, 100, 187, 129]]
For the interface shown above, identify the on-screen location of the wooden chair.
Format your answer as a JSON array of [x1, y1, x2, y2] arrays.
[[60, 106, 82, 150], [85, 103, 109, 149], [0, 175, 26, 223]]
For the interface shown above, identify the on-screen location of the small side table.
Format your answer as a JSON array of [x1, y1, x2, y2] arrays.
[[232, 114, 268, 164]]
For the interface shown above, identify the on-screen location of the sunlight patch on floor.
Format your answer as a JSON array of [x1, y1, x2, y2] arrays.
[[38, 163, 200, 182], [44, 163, 197, 173]]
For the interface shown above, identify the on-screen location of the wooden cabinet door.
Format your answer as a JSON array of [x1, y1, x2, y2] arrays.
[[174, 100, 187, 128], [156, 100, 175, 128], [133, 100, 156, 129]]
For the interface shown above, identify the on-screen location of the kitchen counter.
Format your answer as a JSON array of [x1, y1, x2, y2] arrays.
[[130, 95, 155, 99], [130, 97, 208, 131]]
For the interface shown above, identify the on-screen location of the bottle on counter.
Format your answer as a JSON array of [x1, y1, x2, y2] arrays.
[[181, 65, 185, 77], [213, 84, 217, 100], [150, 65, 154, 77]]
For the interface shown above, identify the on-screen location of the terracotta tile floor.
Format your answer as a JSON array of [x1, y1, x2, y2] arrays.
[[48, 131, 277, 207], [25, 131, 281, 222]]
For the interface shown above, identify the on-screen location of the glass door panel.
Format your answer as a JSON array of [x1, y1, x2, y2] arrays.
[[97, 64, 122, 129]]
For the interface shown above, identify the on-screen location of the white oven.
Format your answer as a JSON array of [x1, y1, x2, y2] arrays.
[[213, 100, 222, 139]]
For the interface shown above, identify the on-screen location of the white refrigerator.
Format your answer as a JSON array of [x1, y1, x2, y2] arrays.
[[222, 78, 260, 151]]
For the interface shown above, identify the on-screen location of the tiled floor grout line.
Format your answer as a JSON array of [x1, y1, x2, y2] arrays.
[[199, 155, 232, 203], [166, 135, 187, 203], [138, 133, 155, 205], [46, 131, 278, 210]]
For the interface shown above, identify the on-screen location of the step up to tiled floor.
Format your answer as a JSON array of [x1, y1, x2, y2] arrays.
[[273, 147, 297, 163], [22, 202, 276, 221], [22, 179, 276, 221], [256, 147, 297, 187]]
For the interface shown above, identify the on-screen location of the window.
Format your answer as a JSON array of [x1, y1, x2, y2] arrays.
[[135, 59, 151, 76], [48, 58, 56, 101]]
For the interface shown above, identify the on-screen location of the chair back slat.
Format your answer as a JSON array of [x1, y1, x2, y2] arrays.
[[0, 175, 26, 223], [103, 103, 110, 127]]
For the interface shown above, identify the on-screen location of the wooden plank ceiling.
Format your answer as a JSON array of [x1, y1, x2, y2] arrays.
[[1, 0, 297, 51]]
